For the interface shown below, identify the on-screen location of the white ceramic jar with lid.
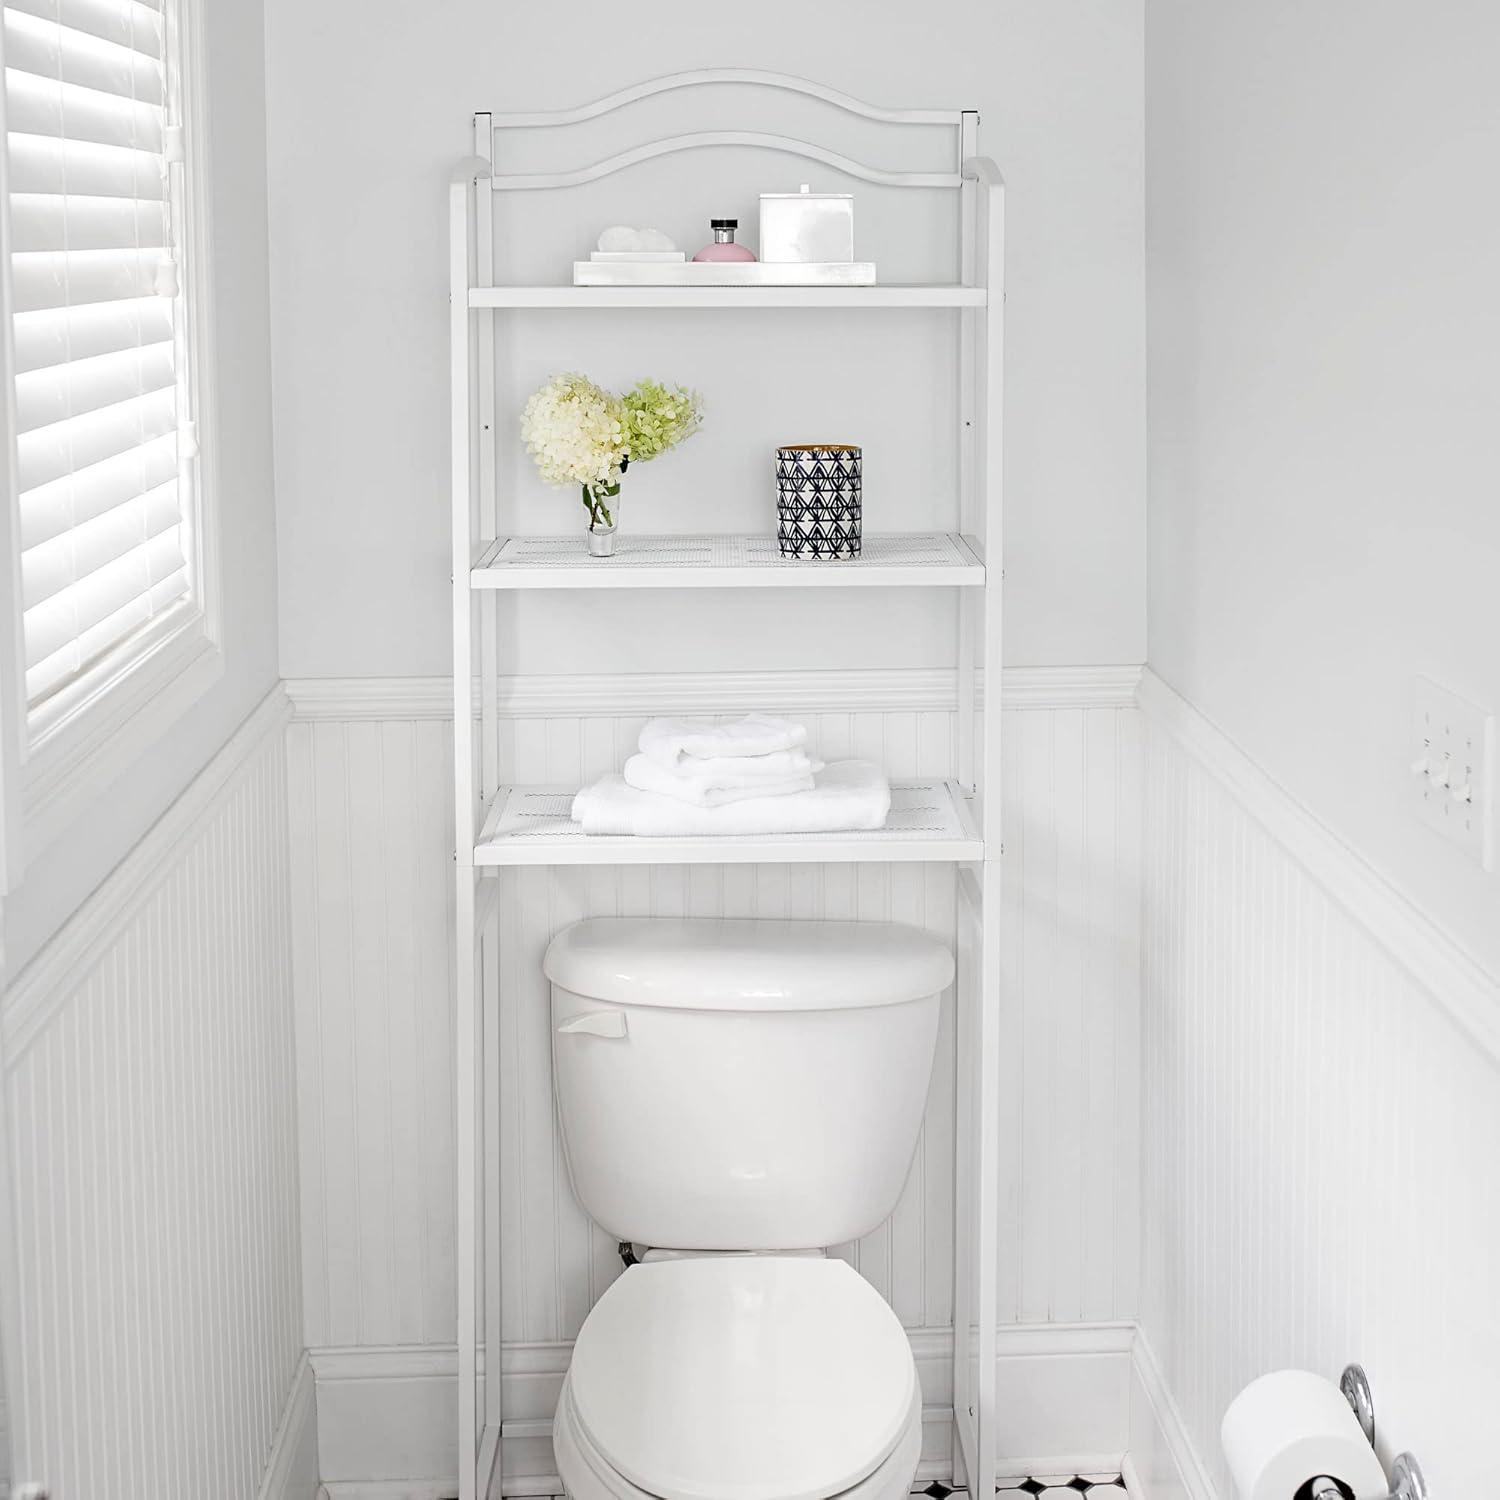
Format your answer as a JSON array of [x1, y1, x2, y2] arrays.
[[759, 184, 855, 263]]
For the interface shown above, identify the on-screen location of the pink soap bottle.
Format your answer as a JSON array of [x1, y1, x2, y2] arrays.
[[692, 218, 757, 262]]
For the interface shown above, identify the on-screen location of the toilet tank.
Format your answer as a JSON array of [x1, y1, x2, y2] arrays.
[[544, 917, 953, 1251]]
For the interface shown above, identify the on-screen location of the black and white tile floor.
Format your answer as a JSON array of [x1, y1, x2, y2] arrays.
[[918, 1474, 1130, 1500], [537, 1478, 1130, 1500]]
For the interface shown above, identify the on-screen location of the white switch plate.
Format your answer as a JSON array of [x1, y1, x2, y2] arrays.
[[1412, 676, 1494, 870]]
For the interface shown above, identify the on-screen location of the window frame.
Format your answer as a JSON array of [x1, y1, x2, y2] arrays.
[[0, 0, 221, 879]]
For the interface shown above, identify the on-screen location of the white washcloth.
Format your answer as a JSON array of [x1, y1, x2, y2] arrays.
[[638, 713, 808, 769], [623, 752, 817, 808], [572, 761, 890, 837]]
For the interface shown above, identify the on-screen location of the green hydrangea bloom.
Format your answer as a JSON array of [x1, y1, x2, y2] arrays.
[[621, 379, 704, 464]]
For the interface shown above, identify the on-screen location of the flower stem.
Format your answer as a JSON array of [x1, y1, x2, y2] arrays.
[[582, 481, 619, 531]]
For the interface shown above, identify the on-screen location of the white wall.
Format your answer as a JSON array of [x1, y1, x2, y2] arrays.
[[1142, 11, 1500, 1487], [1138, 679, 1500, 1500], [284, 671, 1142, 1486], [1145, 0, 1500, 974], [0, 4, 295, 1488], [2, 0, 283, 978], [265, 0, 1146, 678], [0, 696, 309, 1500], [263, 10, 1149, 1477]]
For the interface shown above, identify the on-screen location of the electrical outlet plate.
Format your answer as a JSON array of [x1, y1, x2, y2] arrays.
[[1412, 676, 1494, 870]]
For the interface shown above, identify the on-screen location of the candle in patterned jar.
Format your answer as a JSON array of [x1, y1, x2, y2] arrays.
[[776, 444, 862, 559]]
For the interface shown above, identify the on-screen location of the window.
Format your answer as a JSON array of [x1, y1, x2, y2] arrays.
[[0, 0, 217, 852]]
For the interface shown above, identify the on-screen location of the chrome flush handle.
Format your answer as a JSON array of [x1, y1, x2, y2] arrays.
[[555, 1011, 629, 1039]]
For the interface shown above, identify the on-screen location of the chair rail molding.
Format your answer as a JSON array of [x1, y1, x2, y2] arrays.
[[1136, 668, 1500, 1065], [283, 664, 1144, 721], [2, 683, 292, 1044]]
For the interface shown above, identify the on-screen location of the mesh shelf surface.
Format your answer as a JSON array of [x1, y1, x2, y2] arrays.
[[471, 532, 983, 589], [475, 779, 983, 866], [468, 284, 987, 309]]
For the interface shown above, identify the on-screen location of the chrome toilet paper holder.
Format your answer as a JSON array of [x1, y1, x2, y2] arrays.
[[1311, 1364, 1428, 1500]]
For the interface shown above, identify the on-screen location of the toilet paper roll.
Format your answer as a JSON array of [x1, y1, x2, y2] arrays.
[[1222, 1370, 1389, 1500]]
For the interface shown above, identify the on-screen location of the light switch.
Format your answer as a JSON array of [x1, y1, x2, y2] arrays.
[[1411, 676, 1494, 870]]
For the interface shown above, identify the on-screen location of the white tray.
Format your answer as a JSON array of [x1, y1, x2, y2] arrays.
[[588, 250, 687, 263], [572, 260, 878, 287]]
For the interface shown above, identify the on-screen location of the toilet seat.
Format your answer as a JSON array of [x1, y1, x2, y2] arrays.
[[555, 1372, 923, 1500], [557, 1257, 921, 1500]]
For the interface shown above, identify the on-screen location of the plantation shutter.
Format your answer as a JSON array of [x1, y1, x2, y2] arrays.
[[4, 0, 195, 711]]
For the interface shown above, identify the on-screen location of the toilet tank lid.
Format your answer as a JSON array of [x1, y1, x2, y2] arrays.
[[543, 917, 954, 1011]]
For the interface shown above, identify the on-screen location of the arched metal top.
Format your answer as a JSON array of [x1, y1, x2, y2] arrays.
[[490, 131, 964, 192], [962, 156, 1005, 188], [489, 69, 966, 129], [450, 155, 492, 184]]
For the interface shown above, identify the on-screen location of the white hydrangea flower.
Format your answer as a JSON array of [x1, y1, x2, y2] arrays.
[[520, 373, 628, 491]]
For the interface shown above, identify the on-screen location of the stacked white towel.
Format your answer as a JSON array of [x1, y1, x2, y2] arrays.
[[623, 714, 823, 808], [623, 752, 822, 808], [570, 713, 891, 837], [638, 712, 808, 769], [572, 760, 891, 838]]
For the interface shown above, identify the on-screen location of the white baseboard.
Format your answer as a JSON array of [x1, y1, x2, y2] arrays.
[[319, 1487, 457, 1500], [283, 665, 1144, 722], [259, 1352, 320, 1500], [311, 1324, 1135, 1494], [1124, 1329, 1215, 1500]]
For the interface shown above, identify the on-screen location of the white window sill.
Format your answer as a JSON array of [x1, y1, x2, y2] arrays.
[[20, 614, 224, 866]]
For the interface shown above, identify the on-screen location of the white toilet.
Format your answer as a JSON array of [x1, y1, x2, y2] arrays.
[[543, 916, 955, 1500]]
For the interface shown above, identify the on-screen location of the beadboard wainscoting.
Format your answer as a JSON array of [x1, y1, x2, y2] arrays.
[[310, 1324, 1139, 1500], [284, 667, 1144, 1490], [1136, 671, 1500, 1500], [0, 689, 314, 1500]]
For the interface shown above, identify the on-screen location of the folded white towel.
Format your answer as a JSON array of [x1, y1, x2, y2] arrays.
[[572, 760, 890, 837], [623, 753, 816, 808], [662, 747, 822, 783], [638, 713, 808, 769]]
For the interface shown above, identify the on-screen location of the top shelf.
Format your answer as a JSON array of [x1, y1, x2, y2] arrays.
[[467, 284, 986, 310]]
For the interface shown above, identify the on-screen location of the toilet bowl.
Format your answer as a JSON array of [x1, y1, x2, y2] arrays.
[[544, 918, 953, 1500]]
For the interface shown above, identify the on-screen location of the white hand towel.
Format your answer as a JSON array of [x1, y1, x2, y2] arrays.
[[638, 713, 807, 769], [572, 760, 890, 837], [623, 753, 816, 808], [661, 747, 822, 784]]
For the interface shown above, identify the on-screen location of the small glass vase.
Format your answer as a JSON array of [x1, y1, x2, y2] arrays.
[[583, 478, 622, 558], [588, 513, 617, 557]]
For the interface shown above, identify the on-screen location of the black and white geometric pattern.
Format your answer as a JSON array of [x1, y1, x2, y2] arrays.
[[917, 1475, 1129, 1500], [777, 444, 863, 559], [539, 1474, 1128, 1500]]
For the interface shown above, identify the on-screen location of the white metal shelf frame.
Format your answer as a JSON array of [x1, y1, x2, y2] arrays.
[[449, 70, 1005, 1500], [470, 284, 985, 308], [471, 531, 985, 590], [476, 780, 982, 866]]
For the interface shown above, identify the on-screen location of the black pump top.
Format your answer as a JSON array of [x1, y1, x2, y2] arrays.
[[709, 217, 738, 229]]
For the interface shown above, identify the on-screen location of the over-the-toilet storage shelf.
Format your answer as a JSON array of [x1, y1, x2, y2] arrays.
[[449, 71, 1005, 1500]]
